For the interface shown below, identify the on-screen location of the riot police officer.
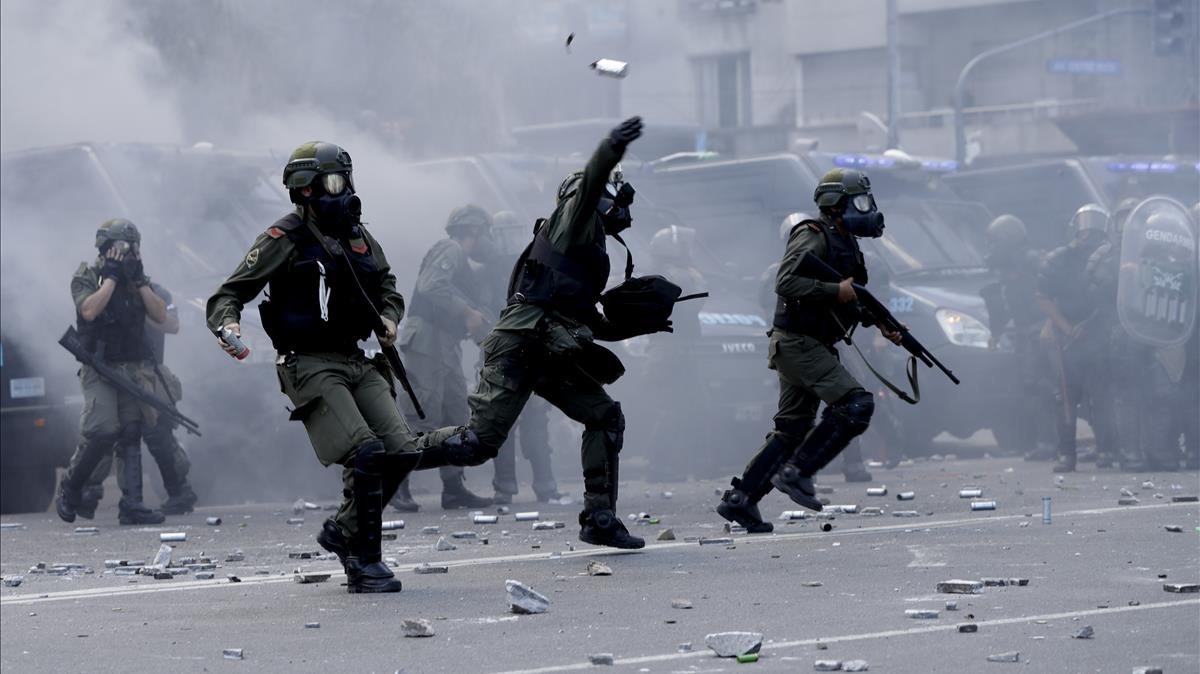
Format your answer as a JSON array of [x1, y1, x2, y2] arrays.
[[206, 141, 444, 593], [56, 219, 169, 525], [1037, 204, 1116, 473], [78, 281, 198, 518], [980, 214, 1055, 460], [390, 205, 496, 512], [718, 169, 898, 533], [413, 117, 654, 549]]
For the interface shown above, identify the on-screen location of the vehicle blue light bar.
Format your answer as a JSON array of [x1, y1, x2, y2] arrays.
[[832, 154, 895, 169], [920, 159, 959, 172], [1107, 161, 1179, 174]]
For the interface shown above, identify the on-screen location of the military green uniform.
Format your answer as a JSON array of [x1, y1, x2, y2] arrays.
[[82, 282, 195, 514], [206, 208, 417, 543], [397, 238, 483, 489], [59, 258, 166, 523], [417, 139, 629, 513]]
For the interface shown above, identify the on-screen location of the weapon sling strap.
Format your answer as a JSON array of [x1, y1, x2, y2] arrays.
[[832, 313, 921, 405]]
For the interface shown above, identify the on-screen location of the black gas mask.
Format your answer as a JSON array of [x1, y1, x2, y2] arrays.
[[841, 193, 885, 238], [307, 172, 361, 234], [598, 181, 636, 236]]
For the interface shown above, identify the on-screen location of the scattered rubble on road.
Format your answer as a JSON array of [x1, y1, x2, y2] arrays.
[[1071, 625, 1094, 639], [905, 609, 939, 619], [670, 598, 693, 609], [588, 653, 614, 665], [293, 571, 331, 584], [222, 648, 244, 660], [986, 651, 1020, 663], [704, 631, 762, 657], [657, 529, 676, 540], [506, 579, 550, 614], [415, 563, 448, 575], [1163, 582, 1198, 593], [401, 618, 435, 637], [435, 537, 457, 551], [937, 579, 984, 594], [585, 561, 613, 576]]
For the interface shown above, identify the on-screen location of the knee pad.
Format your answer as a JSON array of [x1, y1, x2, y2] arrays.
[[353, 439, 387, 477], [587, 402, 625, 453], [827, 390, 874, 434]]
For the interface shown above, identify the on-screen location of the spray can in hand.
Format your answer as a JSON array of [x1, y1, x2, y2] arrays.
[[221, 327, 251, 361]]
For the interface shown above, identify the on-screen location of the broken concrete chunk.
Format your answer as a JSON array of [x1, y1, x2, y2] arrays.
[[422, 526, 440, 535], [986, 652, 1020, 663], [814, 661, 843, 671], [958, 623, 978, 633], [699, 537, 734, 546], [843, 661, 869, 672], [588, 653, 614, 665], [506, 579, 550, 614], [450, 531, 478, 540], [657, 529, 676, 541], [293, 571, 331, 584], [222, 648, 244, 660], [1163, 582, 1199, 593], [585, 561, 613, 576], [414, 564, 448, 575], [945, 600, 958, 611], [3, 576, 24, 587], [937, 579, 984, 594], [860, 507, 882, 516], [671, 598, 694, 609], [401, 618, 435, 637], [435, 537, 458, 552], [704, 631, 763, 658], [1072, 625, 1094, 639], [1171, 495, 1198, 503], [225, 551, 245, 562]]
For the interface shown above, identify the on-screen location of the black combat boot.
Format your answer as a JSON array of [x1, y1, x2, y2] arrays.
[[57, 437, 117, 523], [55, 480, 80, 523], [345, 556, 402, 594], [316, 519, 349, 568], [388, 477, 419, 513], [441, 473, 493, 510], [160, 484, 198, 516], [117, 438, 165, 525], [771, 464, 824, 512], [578, 509, 645, 549], [716, 478, 773, 533], [346, 440, 402, 593], [76, 486, 104, 520]]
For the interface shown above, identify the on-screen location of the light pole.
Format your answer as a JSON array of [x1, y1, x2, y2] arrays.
[[953, 7, 1149, 165]]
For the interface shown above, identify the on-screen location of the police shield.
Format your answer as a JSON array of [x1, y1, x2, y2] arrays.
[[1117, 196, 1198, 347]]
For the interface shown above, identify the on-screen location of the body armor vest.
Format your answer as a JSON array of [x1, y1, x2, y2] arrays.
[[508, 217, 610, 322], [407, 239, 482, 337], [78, 273, 150, 362], [258, 213, 386, 353], [773, 218, 867, 344]]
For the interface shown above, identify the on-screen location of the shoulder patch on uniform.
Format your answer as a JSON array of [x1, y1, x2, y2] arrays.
[[266, 226, 285, 239], [245, 248, 261, 268], [267, 212, 303, 238], [803, 220, 822, 232], [350, 238, 368, 254]]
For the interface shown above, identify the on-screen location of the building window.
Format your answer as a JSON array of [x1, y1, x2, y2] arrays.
[[694, 52, 751, 128]]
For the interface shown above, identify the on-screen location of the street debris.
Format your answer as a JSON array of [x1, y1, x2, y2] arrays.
[[1163, 582, 1198, 593], [1164, 525, 1183, 532], [3, 576, 24, 587], [225, 551, 245, 562], [704, 631, 763, 657], [451, 531, 479, 540], [896, 491, 915, 501], [780, 510, 809, 520], [905, 609, 939, 619], [590, 58, 628, 78], [801, 581, 823, 587], [0, 523, 24, 529], [585, 561, 613, 576], [959, 488, 982, 498], [827, 504, 858, 514], [814, 660, 842, 671], [945, 600, 958, 610], [514, 512, 539, 522], [195, 572, 215, 580], [205, 517, 222, 526], [435, 537, 457, 551], [304, 622, 320, 629], [1171, 495, 1198, 503], [506, 579, 550, 614], [985, 651, 1020, 663], [532, 521, 565, 531], [1072, 625, 1094, 639], [970, 500, 997, 511], [657, 529, 676, 541], [227, 575, 241, 583], [588, 653, 614, 665], [222, 648, 244, 660], [725, 522, 747, 534], [381, 520, 405, 530], [1131, 668, 1164, 674], [981, 577, 1029, 587], [860, 507, 882, 516], [152, 543, 172, 568], [843, 661, 869, 672], [958, 623, 978, 633], [866, 486, 887, 496], [160, 532, 186, 542], [893, 511, 919, 518], [401, 618, 435, 637], [671, 598, 693, 609], [414, 563, 448, 575], [1117, 497, 1140, 506], [285, 517, 305, 525], [737, 653, 759, 664], [699, 537, 734, 546], [677, 642, 693, 653], [937, 579, 984, 594], [473, 515, 498, 524], [293, 571, 331, 584]]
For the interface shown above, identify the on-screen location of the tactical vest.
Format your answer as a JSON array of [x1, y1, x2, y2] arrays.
[[407, 239, 482, 337], [508, 216, 610, 322], [258, 213, 386, 353], [77, 270, 150, 362], [773, 218, 867, 344]]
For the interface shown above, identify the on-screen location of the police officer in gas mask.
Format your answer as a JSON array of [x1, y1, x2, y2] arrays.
[[718, 168, 898, 533]]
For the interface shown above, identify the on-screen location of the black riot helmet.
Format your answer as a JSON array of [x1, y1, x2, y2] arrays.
[[814, 168, 884, 238], [95, 217, 141, 254], [283, 141, 360, 232]]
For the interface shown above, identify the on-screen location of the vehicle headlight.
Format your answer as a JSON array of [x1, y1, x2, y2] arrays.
[[935, 309, 990, 349], [620, 335, 650, 358]]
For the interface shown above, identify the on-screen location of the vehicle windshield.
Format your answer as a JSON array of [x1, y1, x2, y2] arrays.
[[1079, 157, 1200, 207], [865, 199, 985, 275]]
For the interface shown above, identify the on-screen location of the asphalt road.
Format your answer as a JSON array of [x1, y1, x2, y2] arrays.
[[2, 457, 1197, 674]]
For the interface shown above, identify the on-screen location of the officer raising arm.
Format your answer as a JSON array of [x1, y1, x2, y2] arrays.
[[206, 141, 443, 594], [717, 169, 896, 534]]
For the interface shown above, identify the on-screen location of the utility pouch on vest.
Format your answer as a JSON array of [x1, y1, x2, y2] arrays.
[[542, 320, 593, 359]]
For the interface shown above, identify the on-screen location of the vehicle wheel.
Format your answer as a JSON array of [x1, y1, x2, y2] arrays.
[[0, 460, 56, 514]]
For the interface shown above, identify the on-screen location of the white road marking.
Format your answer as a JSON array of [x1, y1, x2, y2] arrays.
[[0, 501, 1190, 607], [486, 599, 1200, 674]]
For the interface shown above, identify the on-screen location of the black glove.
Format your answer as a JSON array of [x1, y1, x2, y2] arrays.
[[122, 256, 146, 286], [608, 116, 643, 150], [100, 256, 123, 280]]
